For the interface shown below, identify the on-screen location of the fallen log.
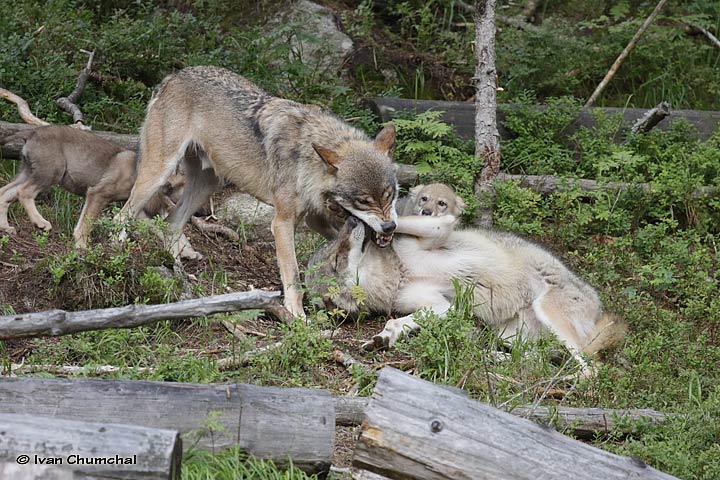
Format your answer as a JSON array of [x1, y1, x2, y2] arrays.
[[332, 395, 668, 437], [0, 462, 73, 480], [0, 377, 334, 474], [0, 290, 285, 341], [351, 368, 677, 479], [0, 413, 181, 480], [366, 97, 720, 141]]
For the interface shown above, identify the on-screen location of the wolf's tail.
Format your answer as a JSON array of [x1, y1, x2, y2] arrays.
[[0, 129, 36, 146], [583, 313, 628, 356]]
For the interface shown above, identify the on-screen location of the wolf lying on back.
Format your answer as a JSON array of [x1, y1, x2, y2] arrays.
[[307, 203, 626, 365], [116, 66, 399, 317]]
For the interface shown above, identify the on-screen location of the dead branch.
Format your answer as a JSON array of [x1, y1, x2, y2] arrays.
[[586, 0, 669, 107], [191, 214, 240, 241], [0, 290, 284, 340], [55, 49, 95, 128], [332, 349, 367, 371], [0, 88, 50, 126], [684, 22, 720, 50], [216, 341, 284, 370], [630, 101, 671, 134]]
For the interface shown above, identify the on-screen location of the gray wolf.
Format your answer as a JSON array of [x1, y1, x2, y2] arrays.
[[116, 66, 399, 317], [307, 214, 626, 368], [0, 126, 175, 249], [397, 183, 467, 217]]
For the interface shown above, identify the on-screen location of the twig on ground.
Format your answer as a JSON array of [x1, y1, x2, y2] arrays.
[[4, 363, 152, 377], [684, 22, 720, 50], [630, 101, 671, 135], [191, 215, 240, 241]]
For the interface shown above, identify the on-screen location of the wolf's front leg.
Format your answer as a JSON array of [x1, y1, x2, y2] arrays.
[[395, 215, 457, 249], [271, 202, 305, 319]]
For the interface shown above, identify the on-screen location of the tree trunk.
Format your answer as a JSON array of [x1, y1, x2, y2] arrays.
[[0, 413, 181, 480], [0, 290, 284, 340], [351, 368, 678, 479], [0, 377, 334, 474], [473, 0, 501, 227]]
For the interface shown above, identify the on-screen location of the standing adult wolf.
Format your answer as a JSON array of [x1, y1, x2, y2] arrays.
[[116, 66, 399, 317]]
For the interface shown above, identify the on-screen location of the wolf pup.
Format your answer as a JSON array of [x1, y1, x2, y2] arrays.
[[0, 126, 174, 249], [397, 183, 467, 217], [308, 214, 626, 369], [115, 66, 399, 317]]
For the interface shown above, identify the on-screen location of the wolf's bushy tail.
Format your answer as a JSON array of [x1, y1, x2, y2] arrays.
[[0, 129, 36, 145], [583, 313, 628, 356]]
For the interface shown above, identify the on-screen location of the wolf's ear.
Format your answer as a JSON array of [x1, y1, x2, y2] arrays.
[[455, 195, 467, 214], [312, 143, 341, 174], [374, 124, 396, 156], [409, 185, 423, 198]]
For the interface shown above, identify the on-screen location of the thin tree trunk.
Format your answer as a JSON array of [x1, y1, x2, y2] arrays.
[[473, 0, 501, 227], [586, 0, 669, 107]]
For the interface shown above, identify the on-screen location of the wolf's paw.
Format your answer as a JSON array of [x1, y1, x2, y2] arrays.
[[35, 219, 52, 232], [0, 225, 16, 235], [361, 334, 391, 351], [180, 246, 203, 261]]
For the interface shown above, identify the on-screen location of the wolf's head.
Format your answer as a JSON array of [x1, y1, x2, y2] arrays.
[[313, 125, 398, 247], [406, 183, 466, 217]]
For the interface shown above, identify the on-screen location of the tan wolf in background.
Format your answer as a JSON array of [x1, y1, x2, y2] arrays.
[[0, 126, 176, 249], [116, 66, 399, 317], [397, 182, 467, 217], [308, 211, 626, 370]]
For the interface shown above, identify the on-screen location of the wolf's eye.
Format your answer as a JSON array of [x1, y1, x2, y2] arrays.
[[438, 200, 447, 207], [420, 196, 428, 202], [357, 197, 371, 205]]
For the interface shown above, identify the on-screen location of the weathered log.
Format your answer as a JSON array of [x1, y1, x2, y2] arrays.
[[332, 395, 668, 437], [366, 98, 720, 141], [0, 413, 181, 480], [352, 368, 677, 479], [0, 377, 334, 474], [0, 462, 73, 480], [0, 290, 284, 341]]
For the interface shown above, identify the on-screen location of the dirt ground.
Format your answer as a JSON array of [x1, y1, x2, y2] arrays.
[[0, 211, 414, 468]]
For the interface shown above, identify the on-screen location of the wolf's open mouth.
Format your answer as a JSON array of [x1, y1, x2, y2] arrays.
[[371, 230, 393, 248]]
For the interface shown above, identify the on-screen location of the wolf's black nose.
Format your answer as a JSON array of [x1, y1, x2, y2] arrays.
[[347, 216, 359, 228], [421, 209, 432, 216], [381, 221, 396, 234]]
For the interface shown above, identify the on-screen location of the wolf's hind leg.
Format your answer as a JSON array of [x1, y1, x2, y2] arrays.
[[0, 169, 29, 233], [164, 152, 219, 260], [364, 284, 451, 350], [16, 180, 51, 231]]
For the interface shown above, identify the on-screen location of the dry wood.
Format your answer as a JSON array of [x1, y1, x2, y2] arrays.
[[0, 377, 335, 474], [631, 101, 671, 134], [0, 290, 284, 340], [352, 368, 677, 479], [0, 89, 50, 126], [586, 0, 669, 107], [685, 22, 720, 50], [190, 215, 240, 241], [331, 394, 668, 436], [0, 462, 73, 480], [55, 50, 95, 127], [366, 98, 720, 141], [473, 0, 501, 227], [0, 413, 181, 480]]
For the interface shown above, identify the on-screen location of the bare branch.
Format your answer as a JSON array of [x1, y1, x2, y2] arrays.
[[55, 49, 95, 128], [685, 22, 720, 50], [0, 88, 50, 126], [586, 0, 669, 107], [191, 214, 240, 241]]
